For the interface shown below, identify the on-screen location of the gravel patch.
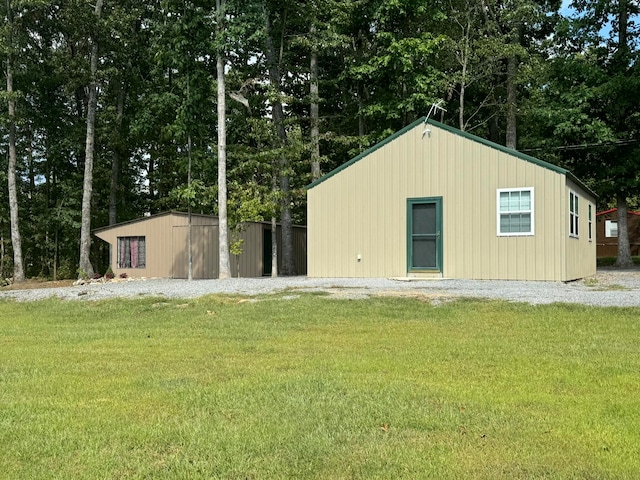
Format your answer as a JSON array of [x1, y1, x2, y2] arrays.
[[1, 269, 640, 306]]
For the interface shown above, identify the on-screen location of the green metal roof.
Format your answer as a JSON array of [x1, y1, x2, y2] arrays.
[[307, 117, 596, 198]]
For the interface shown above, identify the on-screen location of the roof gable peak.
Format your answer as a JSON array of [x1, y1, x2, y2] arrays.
[[308, 118, 593, 197]]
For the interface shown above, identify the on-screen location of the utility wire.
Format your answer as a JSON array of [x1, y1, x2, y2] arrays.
[[521, 138, 640, 152]]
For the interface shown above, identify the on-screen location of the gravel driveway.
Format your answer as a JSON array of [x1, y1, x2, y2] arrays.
[[2, 269, 640, 307]]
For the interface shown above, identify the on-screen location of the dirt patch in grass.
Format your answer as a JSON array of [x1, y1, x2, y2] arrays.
[[374, 290, 458, 304], [1, 279, 75, 291], [584, 269, 640, 290], [316, 287, 457, 304]]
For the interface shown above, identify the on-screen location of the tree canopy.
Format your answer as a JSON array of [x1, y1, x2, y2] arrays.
[[1, 0, 638, 279]]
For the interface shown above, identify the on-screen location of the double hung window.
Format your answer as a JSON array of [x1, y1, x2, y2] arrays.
[[569, 191, 579, 237], [497, 188, 534, 236]]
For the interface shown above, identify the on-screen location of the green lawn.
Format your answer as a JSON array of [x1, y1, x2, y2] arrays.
[[1, 294, 639, 479]]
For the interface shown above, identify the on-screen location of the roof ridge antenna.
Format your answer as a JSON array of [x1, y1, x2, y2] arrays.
[[422, 100, 447, 138]]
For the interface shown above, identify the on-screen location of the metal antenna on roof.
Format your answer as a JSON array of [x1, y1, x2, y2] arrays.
[[422, 100, 447, 138]]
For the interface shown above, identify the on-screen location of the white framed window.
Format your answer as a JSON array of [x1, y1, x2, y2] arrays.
[[605, 220, 618, 238], [569, 191, 579, 238], [497, 188, 534, 236], [117, 236, 146, 268], [588, 204, 593, 241]]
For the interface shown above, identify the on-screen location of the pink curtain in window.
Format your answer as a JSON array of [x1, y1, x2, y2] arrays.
[[131, 237, 138, 268], [118, 238, 126, 268]]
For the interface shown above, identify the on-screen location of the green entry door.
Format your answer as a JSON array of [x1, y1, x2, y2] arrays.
[[407, 197, 442, 272]]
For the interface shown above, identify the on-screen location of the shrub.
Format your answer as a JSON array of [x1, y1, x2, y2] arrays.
[[119, 273, 128, 279], [105, 267, 115, 280], [92, 272, 102, 280], [597, 257, 616, 267], [56, 262, 76, 280], [597, 256, 640, 267]]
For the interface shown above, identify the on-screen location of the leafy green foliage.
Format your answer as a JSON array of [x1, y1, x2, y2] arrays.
[[522, 0, 639, 206], [1, 0, 638, 276]]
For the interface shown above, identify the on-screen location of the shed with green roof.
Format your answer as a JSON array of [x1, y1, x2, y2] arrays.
[[307, 118, 596, 281]]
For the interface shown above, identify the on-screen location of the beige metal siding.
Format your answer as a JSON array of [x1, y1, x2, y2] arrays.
[[95, 213, 179, 277], [94, 212, 219, 278], [175, 215, 219, 279], [94, 213, 307, 278], [565, 181, 597, 280], [308, 122, 578, 281], [229, 223, 307, 277], [232, 223, 263, 278], [172, 225, 218, 279]]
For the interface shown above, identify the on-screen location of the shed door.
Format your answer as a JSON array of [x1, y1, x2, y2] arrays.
[[408, 198, 442, 271]]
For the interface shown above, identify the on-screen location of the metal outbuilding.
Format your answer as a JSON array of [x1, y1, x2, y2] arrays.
[[307, 118, 596, 281], [93, 211, 307, 279]]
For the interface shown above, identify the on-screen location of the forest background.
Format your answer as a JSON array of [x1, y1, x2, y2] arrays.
[[1, 0, 638, 281]]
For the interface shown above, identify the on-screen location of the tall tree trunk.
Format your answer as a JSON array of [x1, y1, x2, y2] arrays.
[[357, 83, 365, 146], [457, 5, 471, 132], [1, 231, 5, 279], [278, 172, 295, 275], [271, 215, 278, 277], [78, 0, 104, 279], [310, 24, 321, 182], [5, 0, 24, 282], [618, 0, 629, 57], [53, 221, 58, 281], [217, 0, 231, 279], [505, 53, 517, 149], [615, 194, 633, 267], [109, 86, 125, 226], [26, 128, 36, 274], [147, 154, 155, 212], [271, 149, 278, 277], [459, 66, 467, 131], [265, 12, 296, 275], [505, 25, 520, 149], [187, 131, 193, 281], [458, 83, 466, 131], [108, 85, 124, 272], [613, 3, 633, 269], [27, 127, 35, 200]]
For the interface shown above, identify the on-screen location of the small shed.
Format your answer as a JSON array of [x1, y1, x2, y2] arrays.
[[93, 211, 307, 279], [307, 118, 596, 281], [595, 208, 640, 257]]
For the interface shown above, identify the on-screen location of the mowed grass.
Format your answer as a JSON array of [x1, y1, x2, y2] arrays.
[[1, 294, 639, 479]]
